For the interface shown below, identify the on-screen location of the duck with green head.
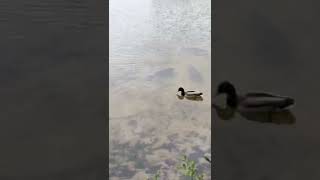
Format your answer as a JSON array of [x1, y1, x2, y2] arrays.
[[215, 81, 295, 111], [177, 87, 203, 101]]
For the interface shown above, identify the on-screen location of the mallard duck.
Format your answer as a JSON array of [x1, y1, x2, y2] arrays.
[[215, 81, 295, 111], [177, 87, 203, 98]]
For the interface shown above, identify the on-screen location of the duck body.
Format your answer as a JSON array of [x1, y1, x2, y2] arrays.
[[177, 87, 203, 98], [184, 90, 203, 97], [237, 92, 295, 111], [216, 81, 295, 112]]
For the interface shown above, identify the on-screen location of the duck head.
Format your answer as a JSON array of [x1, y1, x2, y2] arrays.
[[178, 87, 185, 96], [216, 81, 238, 107], [217, 81, 236, 96]]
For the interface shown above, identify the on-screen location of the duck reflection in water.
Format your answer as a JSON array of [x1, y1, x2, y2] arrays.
[[212, 103, 296, 124], [212, 81, 296, 124], [177, 94, 204, 101]]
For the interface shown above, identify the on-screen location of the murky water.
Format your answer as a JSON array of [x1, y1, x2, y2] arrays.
[[110, 0, 211, 179], [0, 0, 106, 179], [213, 5, 320, 179]]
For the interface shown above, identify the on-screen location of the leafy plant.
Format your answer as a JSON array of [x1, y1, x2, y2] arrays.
[[177, 155, 205, 180], [148, 170, 160, 180], [147, 153, 211, 180]]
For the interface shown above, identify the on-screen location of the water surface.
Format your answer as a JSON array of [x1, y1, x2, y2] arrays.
[[214, 3, 320, 179], [110, 0, 211, 179], [0, 0, 106, 179]]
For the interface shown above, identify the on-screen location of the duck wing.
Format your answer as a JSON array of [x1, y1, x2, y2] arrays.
[[245, 92, 284, 98], [241, 93, 294, 109], [186, 91, 203, 96]]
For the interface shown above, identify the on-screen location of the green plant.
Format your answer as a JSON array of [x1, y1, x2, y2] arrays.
[[177, 155, 205, 180], [148, 170, 160, 180], [147, 153, 211, 180]]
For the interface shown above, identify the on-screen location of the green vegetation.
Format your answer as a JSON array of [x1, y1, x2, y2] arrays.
[[150, 170, 160, 180], [177, 155, 204, 180], [147, 154, 211, 180]]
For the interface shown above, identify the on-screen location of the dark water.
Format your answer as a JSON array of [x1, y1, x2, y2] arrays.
[[0, 1, 106, 179], [214, 1, 320, 179]]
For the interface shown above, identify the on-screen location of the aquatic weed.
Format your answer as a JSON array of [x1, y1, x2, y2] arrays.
[[148, 170, 161, 180], [147, 153, 211, 180], [177, 155, 205, 180]]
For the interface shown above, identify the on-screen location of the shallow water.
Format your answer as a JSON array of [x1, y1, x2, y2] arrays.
[[110, 0, 211, 179]]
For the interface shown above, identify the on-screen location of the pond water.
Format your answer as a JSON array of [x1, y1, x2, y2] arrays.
[[109, 0, 211, 179], [0, 0, 106, 179], [213, 6, 320, 179]]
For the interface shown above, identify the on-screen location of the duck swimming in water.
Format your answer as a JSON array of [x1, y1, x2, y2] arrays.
[[177, 87, 203, 101], [215, 81, 295, 111]]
